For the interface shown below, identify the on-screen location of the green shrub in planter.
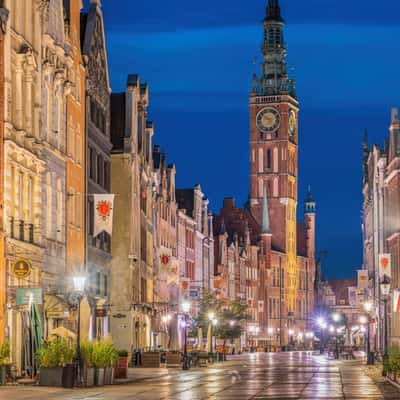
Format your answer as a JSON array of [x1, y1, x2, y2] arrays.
[[37, 339, 74, 387], [0, 342, 10, 385], [81, 341, 95, 387], [92, 340, 117, 386]]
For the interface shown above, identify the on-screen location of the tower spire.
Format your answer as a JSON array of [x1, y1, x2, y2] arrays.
[[266, 0, 283, 22], [261, 187, 271, 235]]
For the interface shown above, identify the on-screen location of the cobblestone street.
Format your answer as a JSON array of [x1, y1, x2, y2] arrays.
[[1, 352, 399, 400]]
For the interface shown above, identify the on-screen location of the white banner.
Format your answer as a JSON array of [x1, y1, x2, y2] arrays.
[[357, 270, 369, 290], [393, 289, 400, 313], [93, 194, 115, 237], [379, 254, 391, 279], [348, 287, 358, 307]]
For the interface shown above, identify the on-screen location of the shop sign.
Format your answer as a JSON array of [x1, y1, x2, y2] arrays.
[[189, 290, 198, 298], [12, 259, 31, 279], [16, 288, 42, 305], [47, 311, 69, 319]]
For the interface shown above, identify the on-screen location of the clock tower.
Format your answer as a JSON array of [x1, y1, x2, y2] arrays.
[[249, 0, 298, 312]]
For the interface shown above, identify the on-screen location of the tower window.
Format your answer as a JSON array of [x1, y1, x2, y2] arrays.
[[267, 149, 271, 170]]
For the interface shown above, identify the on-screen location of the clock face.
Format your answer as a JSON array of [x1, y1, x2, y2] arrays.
[[288, 110, 296, 136], [256, 107, 280, 133]]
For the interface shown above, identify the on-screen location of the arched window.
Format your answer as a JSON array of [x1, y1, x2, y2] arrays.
[[266, 149, 271, 170], [273, 178, 279, 197], [258, 148, 263, 173], [273, 147, 278, 172], [27, 176, 33, 222]]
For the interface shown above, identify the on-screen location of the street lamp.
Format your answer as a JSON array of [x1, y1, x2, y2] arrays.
[[268, 327, 274, 352], [380, 279, 391, 376], [72, 274, 86, 387], [363, 301, 374, 365], [332, 312, 341, 322], [181, 301, 190, 370]]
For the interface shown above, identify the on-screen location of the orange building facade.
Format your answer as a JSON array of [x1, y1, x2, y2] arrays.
[[66, 0, 86, 274], [0, 3, 8, 344]]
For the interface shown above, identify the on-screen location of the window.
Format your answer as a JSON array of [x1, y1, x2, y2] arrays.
[[77, 192, 82, 228], [27, 177, 33, 222], [97, 155, 103, 186], [103, 275, 108, 297], [96, 272, 101, 295], [89, 148, 95, 180], [68, 125, 75, 158], [89, 199, 94, 235], [258, 148, 263, 173], [267, 149, 271, 170], [273, 178, 279, 197], [76, 127, 82, 164], [104, 161, 109, 191], [46, 173, 52, 238], [56, 178, 63, 242], [258, 180, 263, 198], [18, 173, 23, 219], [69, 188, 75, 225], [273, 147, 278, 172]]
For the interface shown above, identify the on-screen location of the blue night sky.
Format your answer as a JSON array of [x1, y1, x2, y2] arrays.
[[98, 0, 400, 280]]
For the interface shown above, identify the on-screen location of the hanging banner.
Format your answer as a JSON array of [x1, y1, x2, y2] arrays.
[[379, 254, 391, 279], [180, 278, 190, 297], [357, 270, 369, 289], [393, 289, 400, 313], [93, 194, 114, 237], [348, 287, 358, 307]]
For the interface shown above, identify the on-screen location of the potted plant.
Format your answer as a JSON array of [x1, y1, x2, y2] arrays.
[[104, 344, 117, 385], [81, 341, 95, 387], [92, 340, 106, 386], [37, 339, 74, 386], [115, 350, 128, 379], [0, 341, 10, 385]]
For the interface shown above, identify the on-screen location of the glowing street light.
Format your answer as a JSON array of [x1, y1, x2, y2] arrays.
[[332, 312, 341, 322], [181, 301, 191, 370], [359, 315, 367, 325], [364, 301, 373, 313]]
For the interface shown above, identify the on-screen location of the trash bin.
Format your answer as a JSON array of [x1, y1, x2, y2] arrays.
[[62, 364, 76, 388]]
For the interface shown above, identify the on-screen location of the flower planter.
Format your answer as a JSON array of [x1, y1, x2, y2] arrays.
[[39, 367, 64, 387], [0, 366, 6, 385], [104, 367, 114, 385], [166, 352, 181, 368], [115, 356, 128, 379], [83, 366, 95, 387], [62, 364, 76, 388], [141, 353, 161, 368], [94, 367, 105, 386]]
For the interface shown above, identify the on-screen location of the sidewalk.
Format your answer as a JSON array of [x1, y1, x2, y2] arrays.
[[114, 367, 170, 384], [364, 363, 400, 399]]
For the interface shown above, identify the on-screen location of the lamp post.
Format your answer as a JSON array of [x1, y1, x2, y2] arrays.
[[380, 279, 391, 376], [72, 274, 86, 387], [268, 327, 274, 352], [181, 301, 190, 370], [317, 318, 327, 354], [364, 301, 374, 365]]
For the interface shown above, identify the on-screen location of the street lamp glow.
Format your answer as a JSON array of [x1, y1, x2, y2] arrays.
[[208, 311, 215, 321], [306, 331, 314, 339], [332, 312, 341, 322], [320, 322, 327, 330], [268, 327, 274, 335], [288, 329, 294, 336], [351, 325, 359, 331], [317, 317, 326, 328], [212, 318, 218, 326], [229, 320, 235, 327], [182, 301, 190, 313], [359, 315, 368, 325], [329, 325, 334, 333], [73, 275, 86, 292], [364, 301, 373, 313]]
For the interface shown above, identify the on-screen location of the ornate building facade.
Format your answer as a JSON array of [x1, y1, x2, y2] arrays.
[[363, 108, 400, 351], [3, 0, 45, 373], [81, 0, 112, 340], [0, 1, 8, 345]]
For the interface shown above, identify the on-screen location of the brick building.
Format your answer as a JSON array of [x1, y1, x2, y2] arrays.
[[213, 0, 316, 347]]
